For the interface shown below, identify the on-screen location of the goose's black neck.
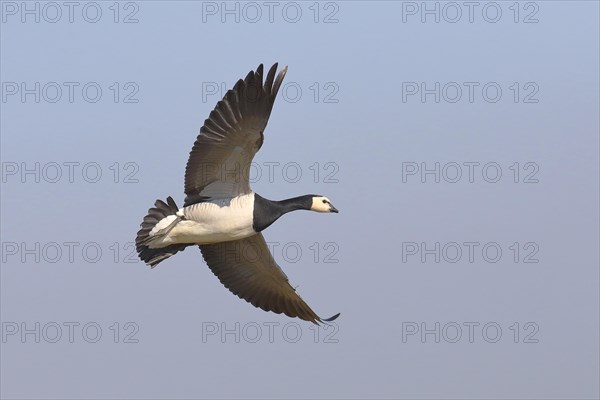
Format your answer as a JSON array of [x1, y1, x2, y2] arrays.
[[253, 194, 313, 232]]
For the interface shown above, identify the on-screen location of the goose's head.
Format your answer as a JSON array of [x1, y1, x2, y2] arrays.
[[310, 196, 339, 213]]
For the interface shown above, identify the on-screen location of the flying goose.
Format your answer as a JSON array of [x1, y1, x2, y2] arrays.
[[135, 63, 340, 324]]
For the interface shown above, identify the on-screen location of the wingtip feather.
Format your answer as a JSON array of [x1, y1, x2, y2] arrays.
[[322, 313, 341, 322]]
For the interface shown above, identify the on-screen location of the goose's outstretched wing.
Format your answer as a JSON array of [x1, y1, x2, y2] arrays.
[[184, 63, 287, 206], [199, 233, 340, 324]]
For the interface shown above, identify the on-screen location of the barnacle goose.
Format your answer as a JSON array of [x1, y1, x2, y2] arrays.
[[136, 63, 339, 324]]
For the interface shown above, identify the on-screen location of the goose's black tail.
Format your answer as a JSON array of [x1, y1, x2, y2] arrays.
[[135, 197, 190, 268]]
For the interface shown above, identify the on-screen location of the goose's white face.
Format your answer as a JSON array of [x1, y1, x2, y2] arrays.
[[310, 196, 339, 213]]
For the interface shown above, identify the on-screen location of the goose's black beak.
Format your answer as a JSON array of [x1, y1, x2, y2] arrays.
[[329, 205, 339, 213]]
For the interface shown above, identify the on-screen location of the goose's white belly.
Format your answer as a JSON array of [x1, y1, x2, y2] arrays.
[[166, 193, 256, 245]]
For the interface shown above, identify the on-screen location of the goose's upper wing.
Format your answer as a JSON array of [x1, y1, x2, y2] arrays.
[[199, 233, 339, 324], [184, 63, 287, 206]]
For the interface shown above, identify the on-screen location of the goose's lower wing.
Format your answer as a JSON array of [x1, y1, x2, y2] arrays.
[[199, 233, 339, 324]]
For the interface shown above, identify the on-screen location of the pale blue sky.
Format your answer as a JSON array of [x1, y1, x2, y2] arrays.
[[1, 1, 599, 399]]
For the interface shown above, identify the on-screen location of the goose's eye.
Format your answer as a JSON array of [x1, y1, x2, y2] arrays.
[[322, 199, 327, 204]]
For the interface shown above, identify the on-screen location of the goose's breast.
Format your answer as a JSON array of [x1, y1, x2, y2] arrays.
[[174, 193, 256, 243]]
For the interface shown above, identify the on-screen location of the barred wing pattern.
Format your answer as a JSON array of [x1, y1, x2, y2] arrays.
[[184, 63, 287, 206], [199, 233, 339, 324]]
